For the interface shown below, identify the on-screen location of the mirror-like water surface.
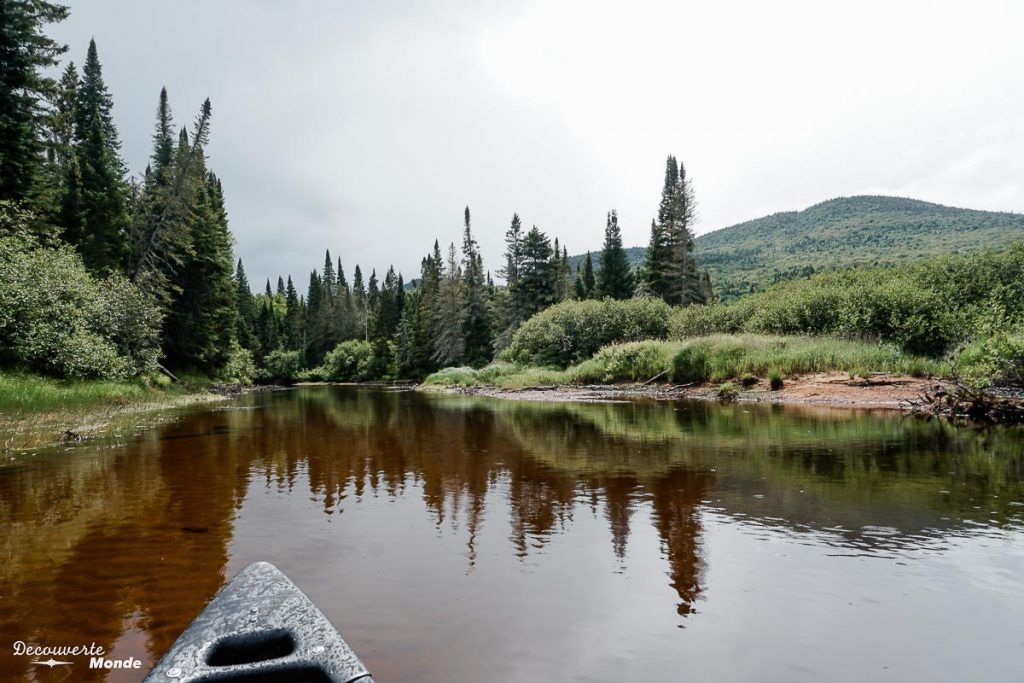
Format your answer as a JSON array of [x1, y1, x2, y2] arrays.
[[2, 387, 1023, 681]]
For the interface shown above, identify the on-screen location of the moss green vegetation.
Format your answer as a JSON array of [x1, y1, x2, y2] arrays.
[[571, 196, 1024, 301], [0, 371, 224, 452], [501, 297, 671, 367], [424, 335, 947, 389], [669, 244, 1024, 360]]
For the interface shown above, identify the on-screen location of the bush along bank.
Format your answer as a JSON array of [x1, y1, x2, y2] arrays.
[[423, 335, 948, 391]]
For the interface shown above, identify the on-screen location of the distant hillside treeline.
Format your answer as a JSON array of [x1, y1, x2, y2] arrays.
[[570, 196, 1024, 300]]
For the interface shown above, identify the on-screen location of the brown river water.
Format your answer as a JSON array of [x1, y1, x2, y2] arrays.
[[1, 386, 1023, 682]]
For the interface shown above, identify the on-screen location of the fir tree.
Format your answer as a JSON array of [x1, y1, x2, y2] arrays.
[[664, 159, 702, 306], [284, 275, 302, 351], [574, 263, 586, 300], [0, 0, 68, 204], [130, 96, 212, 302], [234, 259, 258, 352], [352, 264, 367, 340], [596, 209, 634, 299], [460, 207, 492, 367], [432, 243, 464, 366], [583, 252, 595, 297], [517, 225, 555, 319], [276, 276, 285, 296], [322, 250, 335, 298], [67, 39, 131, 273]]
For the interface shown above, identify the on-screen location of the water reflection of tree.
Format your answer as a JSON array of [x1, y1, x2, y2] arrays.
[[3, 387, 1024, 681]]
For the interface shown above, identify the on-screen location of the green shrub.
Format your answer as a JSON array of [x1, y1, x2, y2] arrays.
[[668, 245, 1024, 357], [221, 342, 256, 384], [768, 369, 784, 390], [317, 340, 374, 381], [955, 333, 1024, 389], [421, 366, 480, 386], [570, 341, 676, 383], [0, 236, 161, 379], [670, 344, 711, 383], [502, 298, 672, 368], [261, 349, 301, 384]]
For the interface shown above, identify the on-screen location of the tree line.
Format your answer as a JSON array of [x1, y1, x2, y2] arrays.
[[244, 154, 715, 381], [0, 0, 713, 383]]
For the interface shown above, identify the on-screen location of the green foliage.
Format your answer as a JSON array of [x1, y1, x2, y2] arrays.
[[421, 366, 481, 387], [668, 245, 1024, 357], [0, 235, 160, 379], [596, 210, 634, 299], [316, 340, 374, 382], [572, 341, 677, 383], [502, 297, 672, 368], [955, 333, 1024, 389], [220, 341, 255, 384], [0, 0, 69, 204], [739, 373, 758, 387], [435, 335, 947, 390], [260, 349, 301, 384]]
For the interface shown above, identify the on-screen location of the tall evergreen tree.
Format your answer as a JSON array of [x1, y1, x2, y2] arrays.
[[596, 209, 634, 299], [352, 264, 367, 340], [163, 171, 237, 372], [583, 252, 596, 297], [664, 159, 702, 305], [234, 258, 258, 352], [517, 225, 555, 320], [460, 207, 492, 367], [66, 39, 131, 273], [432, 243, 464, 366], [0, 0, 68, 204], [283, 275, 302, 352], [130, 96, 211, 302]]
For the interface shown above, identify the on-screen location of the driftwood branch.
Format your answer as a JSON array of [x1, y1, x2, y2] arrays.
[[643, 370, 669, 385]]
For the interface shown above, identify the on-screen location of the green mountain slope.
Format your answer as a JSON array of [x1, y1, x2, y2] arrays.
[[569, 196, 1024, 301]]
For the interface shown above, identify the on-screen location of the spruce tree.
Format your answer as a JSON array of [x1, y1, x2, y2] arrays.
[[284, 275, 302, 351], [460, 207, 492, 367], [42, 60, 78, 219], [583, 252, 595, 297], [69, 39, 131, 273], [596, 209, 634, 299], [517, 225, 555, 320], [0, 0, 68, 204], [574, 263, 585, 300], [234, 259, 258, 352], [130, 96, 212, 302], [432, 243, 464, 366], [162, 171, 237, 372], [352, 264, 367, 340]]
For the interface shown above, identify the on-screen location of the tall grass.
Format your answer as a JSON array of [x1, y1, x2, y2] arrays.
[[0, 372, 169, 413], [421, 335, 948, 389]]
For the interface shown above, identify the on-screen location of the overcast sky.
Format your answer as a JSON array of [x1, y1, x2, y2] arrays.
[[51, 0, 1024, 288]]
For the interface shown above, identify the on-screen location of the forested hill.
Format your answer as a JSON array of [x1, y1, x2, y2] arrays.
[[570, 196, 1024, 300]]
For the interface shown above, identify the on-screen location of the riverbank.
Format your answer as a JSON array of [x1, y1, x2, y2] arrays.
[[0, 373, 249, 453], [420, 371, 940, 410]]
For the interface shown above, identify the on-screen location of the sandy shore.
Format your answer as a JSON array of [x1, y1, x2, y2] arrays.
[[424, 372, 943, 411]]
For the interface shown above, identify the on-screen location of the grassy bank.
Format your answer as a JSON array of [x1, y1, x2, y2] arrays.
[[423, 334, 949, 390], [0, 372, 224, 453]]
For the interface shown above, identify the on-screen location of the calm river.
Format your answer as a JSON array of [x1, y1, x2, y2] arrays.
[[2, 386, 1023, 681]]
